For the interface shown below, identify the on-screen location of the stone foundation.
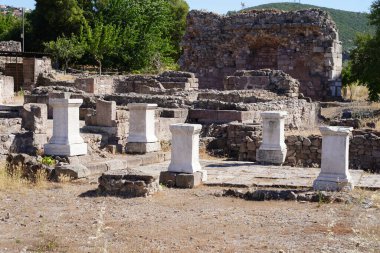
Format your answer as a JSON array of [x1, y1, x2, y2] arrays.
[[159, 171, 207, 188], [98, 169, 161, 197]]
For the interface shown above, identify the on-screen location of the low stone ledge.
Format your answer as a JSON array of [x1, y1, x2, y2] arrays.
[[221, 188, 354, 203], [98, 169, 161, 197]]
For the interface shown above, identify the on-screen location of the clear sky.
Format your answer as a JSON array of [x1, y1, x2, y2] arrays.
[[0, 0, 374, 13]]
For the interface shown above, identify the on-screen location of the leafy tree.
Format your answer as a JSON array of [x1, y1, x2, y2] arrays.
[[0, 14, 21, 41], [167, 0, 189, 60], [44, 35, 85, 72], [27, 0, 188, 72], [84, 0, 176, 71], [350, 34, 380, 101], [349, 0, 380, 101], [29, 0, 86, 50], [82, 21, 122, 74]]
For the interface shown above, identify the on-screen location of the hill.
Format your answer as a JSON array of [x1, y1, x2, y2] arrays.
[[237, 2, 376, 53]]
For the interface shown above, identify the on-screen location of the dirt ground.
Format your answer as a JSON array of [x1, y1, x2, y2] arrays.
[[0, 181, 379, 253]]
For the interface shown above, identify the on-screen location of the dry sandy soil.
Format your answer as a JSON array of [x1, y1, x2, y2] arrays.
[[0, 181, 379, 253]]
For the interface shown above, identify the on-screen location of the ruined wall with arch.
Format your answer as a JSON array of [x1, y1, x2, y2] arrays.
[[179, 9, 343, 100]]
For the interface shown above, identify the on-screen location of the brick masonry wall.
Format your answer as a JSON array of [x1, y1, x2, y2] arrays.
[[180, 9, 343, 100]]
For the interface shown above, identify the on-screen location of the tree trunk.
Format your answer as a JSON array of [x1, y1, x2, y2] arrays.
[[96, 59, 102, 76], [64, 60, 69, 75]]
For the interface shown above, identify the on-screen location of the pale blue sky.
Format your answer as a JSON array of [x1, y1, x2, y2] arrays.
[[1, 0, 374, 13]]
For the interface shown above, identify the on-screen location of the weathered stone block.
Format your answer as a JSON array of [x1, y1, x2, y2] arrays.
[[21, 103, 47, 134], [96, 100, 116, 127], [126, 142, 160, 154], [159, 171, 177, 187], [98, 169, 161, 197], [54, 163, 90, 179]]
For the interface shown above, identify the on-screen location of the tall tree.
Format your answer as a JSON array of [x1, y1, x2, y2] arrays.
[[167, 0, 189, 60], [44, 35, 86, 72], [29, 0, 86, 50], [82, 21, 122, 74], [350, 0, 380, 101], [0, 14, 21, 41]]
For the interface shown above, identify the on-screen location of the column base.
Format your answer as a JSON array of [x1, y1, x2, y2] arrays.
[[159, 170, 207, 188], [313, 180, 354, 192], [44, 143, 88, 156], [256, 148, 287, 165], [313, 175, 354, 192], [126, 142, 161, 154]]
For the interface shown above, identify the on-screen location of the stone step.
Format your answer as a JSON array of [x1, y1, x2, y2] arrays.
[[161, 82, 190, 90], [84, 152, 171, 176], [157, 76, 192, 83], [86, 159, 127, 175], [0, 111, 20, 118], [0, 105, 23, 111]]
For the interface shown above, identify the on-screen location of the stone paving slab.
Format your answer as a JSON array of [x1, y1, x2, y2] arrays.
[[133, 160, 380, 190]]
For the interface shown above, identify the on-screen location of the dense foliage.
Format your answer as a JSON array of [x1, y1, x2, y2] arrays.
[[0, 13, 22, 41], [1, 0, 189, 73], [349, 0, 380, 101], [238, 2, 375, 53]]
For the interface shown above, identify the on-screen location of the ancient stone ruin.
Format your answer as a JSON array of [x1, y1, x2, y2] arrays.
[[0, 7, 379, 199], [180, 9, 342, 100]]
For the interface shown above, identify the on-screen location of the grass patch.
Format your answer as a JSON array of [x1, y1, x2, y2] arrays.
[[0, 162, 49, 191]]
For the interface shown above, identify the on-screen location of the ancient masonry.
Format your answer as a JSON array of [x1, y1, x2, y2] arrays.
[[180, 9, 343, 100]]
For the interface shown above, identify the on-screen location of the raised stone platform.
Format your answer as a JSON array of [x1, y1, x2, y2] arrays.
[[98, 169, 161, 197], [132, 160, 380, 190]]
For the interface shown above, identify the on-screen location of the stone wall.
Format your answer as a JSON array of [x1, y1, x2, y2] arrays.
[[37, 71, 199, 95], [4, 63, 23, 91], [104, 93, 192, 109], [193, 94, 319, 129], [0, 75, 14, 103], [115, 71, 199, 93], [0, 41, 22, 76], [207, 123, 380, 173], [224, 69, 299, 98], [0, 41, 21, 52], [23, 57, 52, 90], [74, 76, 115, 94], [180, 9, 342, 100]]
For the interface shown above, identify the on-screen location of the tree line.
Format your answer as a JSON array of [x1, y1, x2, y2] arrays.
[[0, 0, 189, 74], [343, 0, 380, 101]]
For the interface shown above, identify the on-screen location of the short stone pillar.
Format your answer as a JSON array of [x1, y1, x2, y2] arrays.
[[44, 96, 87, 156], [21, 103, 48, 154], [126, 103, 160, 154], [256, 111, 287, 165], [160, 123, 207, 188], [313, 126, 354, 191]]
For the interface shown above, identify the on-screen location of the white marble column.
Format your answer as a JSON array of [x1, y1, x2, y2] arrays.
[[126, 103, 160, 153], [44, 97, 87, 156], [168, 123, 203, 174], [313, 126, 354, 191], [256, 111, 287, 164]]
